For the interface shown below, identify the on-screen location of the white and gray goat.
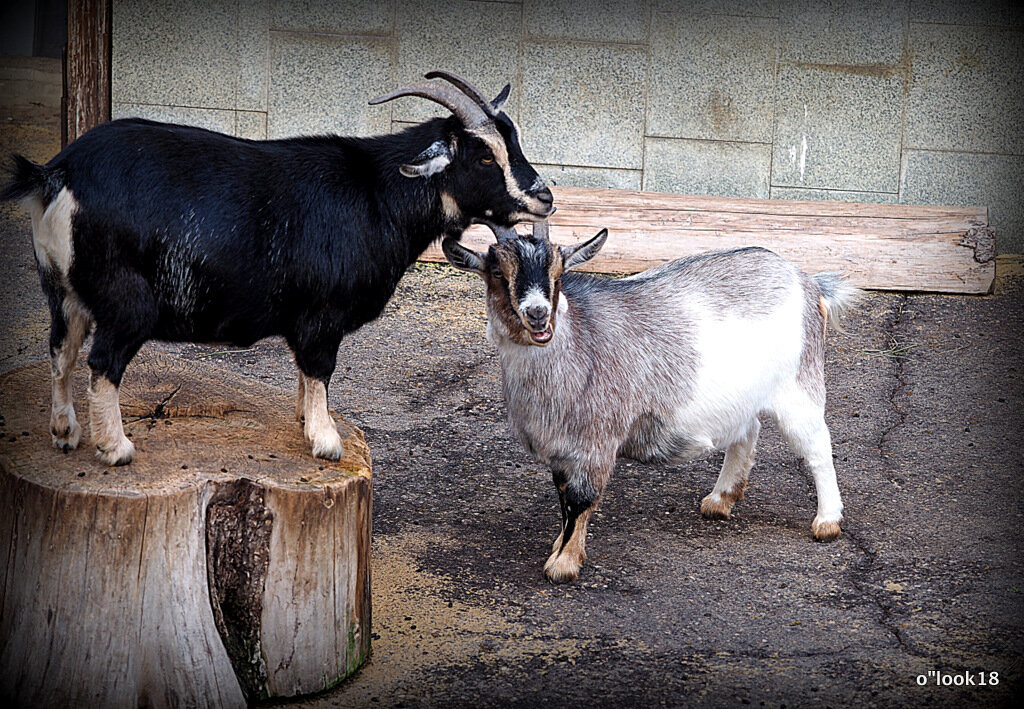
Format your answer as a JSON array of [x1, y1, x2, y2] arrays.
[[443, 227, 860, 583]]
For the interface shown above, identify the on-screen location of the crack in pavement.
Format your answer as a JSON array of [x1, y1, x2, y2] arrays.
[[878, 295, 910, 480], [836, 294, 936, 662]]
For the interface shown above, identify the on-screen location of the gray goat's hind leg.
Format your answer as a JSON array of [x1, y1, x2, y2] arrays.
[[701, 418, 760, 520]]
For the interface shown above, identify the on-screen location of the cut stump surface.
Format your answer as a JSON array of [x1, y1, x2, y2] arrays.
[[0, 350, 372, 708]]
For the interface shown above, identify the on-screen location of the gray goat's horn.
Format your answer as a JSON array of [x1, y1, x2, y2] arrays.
[[369, 79, 490, 129], [424, 70, 497, 116], [533, 221, 550, 240], [482, 221, 519, 242]]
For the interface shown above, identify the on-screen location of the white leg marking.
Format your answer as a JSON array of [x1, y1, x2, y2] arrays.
[[544, 508, 592, 584], [303, 378, 343, 461], [49, 297, 91, 451], [702, 418, 760, 520], [772, 384, 843, 540], [89, 374, 134, 466]]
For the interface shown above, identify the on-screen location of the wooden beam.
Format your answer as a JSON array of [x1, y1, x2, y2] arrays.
[[64, 0, 110, 146], [421, 186, 996, 294]]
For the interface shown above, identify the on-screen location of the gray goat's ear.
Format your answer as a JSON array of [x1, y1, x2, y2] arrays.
[[441, 237, 486, 275], [561, 229, 608, 271], [490, 84, 511, 113], [400, 140, 452, 178]]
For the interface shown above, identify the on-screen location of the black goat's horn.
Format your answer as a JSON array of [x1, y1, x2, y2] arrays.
[[369, 79, 490, 129], [424, 70, 497, 116]]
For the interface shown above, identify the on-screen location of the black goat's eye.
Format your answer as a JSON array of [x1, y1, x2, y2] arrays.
[[480, 156, 494, 165]]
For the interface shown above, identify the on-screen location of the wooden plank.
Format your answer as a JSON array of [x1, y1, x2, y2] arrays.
[[421, 227, 994, 295], [544, 210, 985, 239], [420, 186, 994, 294], [65, 0, 110, 145], [548, 187, 987, 235], [550, 186, 988, 222]]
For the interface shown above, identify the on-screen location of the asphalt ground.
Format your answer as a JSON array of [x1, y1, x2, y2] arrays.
[[1, 92, 1021, 708]]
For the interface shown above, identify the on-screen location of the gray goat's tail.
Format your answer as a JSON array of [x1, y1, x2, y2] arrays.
[[813, 272, 862, 333]]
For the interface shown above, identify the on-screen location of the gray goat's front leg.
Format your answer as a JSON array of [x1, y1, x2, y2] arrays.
[[545, 464, 608, 584]]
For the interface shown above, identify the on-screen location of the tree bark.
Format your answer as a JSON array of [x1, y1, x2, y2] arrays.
[[0, 350, 371, 707]]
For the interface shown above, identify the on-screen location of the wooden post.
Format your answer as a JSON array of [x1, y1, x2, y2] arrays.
[[0, 351, 372, 707], [65, 0, 111, 145]]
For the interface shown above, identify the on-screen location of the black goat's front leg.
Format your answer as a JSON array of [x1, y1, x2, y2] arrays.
[[289, 322, 344, 461], [545, 464, 607, 584], [85, 276, 156, 466]]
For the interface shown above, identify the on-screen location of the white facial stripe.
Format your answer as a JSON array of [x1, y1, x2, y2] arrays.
[[519, 285, 551, 316], [471, 125, 545, 209]]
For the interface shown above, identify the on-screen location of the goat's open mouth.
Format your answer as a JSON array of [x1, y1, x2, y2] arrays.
[[528, 326, 553, 345]]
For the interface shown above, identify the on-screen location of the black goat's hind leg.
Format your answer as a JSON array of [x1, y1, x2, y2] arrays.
[[40, 269, 91, 451]]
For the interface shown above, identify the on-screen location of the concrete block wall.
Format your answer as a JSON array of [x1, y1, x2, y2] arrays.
[[111, 0, 1024, 253]]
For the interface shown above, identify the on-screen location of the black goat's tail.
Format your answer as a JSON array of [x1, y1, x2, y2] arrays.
[[1, 154, 51, 202]]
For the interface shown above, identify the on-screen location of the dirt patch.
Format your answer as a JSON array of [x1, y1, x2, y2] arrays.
[[296, 531, 592, 708]]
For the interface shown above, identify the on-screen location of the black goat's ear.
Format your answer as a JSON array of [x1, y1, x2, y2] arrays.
[[561, 229, 608, 271], [400, 140, 452, 178], [490, 84, 511, 113], [442, 237, 486, 275]]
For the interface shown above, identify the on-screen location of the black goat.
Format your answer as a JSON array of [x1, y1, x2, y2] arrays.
[[1, 71, 553, 465]]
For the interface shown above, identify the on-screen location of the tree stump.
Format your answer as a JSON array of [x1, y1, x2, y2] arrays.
[[0, 350, 372, 708]]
